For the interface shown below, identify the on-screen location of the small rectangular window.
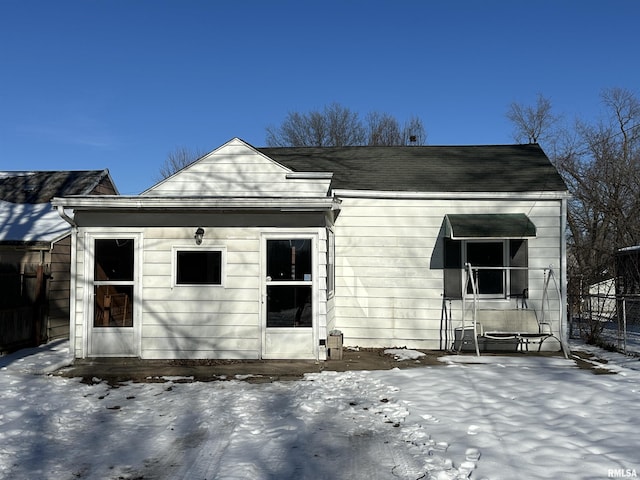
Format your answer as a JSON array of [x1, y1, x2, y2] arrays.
[[175, 250, 223, 285], [95, 239, 134, 281], [267, 239, 311, 281], [327, 229, 335, 296]]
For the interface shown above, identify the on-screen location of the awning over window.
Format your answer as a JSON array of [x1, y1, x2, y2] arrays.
[[445, 214, 536, 240]]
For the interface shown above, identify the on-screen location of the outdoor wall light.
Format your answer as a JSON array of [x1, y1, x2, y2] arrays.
[[194, 227, 205, 245]]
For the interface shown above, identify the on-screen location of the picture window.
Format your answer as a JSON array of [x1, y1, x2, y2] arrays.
[[175, 249, 224, 286]]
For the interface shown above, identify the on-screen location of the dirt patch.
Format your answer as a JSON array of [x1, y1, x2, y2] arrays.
[[58, 348, 592, 384], [328, 347, 444, 370], [570, 350, 617, 374], [58, 348, 446, 385]]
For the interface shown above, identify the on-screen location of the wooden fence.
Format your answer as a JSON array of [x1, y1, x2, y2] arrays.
[[0, 264, 47, 353]]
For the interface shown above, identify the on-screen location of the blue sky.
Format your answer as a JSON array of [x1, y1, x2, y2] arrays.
[[1, 1, 638, 195]]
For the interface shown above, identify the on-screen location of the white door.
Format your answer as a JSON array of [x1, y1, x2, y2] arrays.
[[88, 235, 141, 357], [262, 235, 317, 359]]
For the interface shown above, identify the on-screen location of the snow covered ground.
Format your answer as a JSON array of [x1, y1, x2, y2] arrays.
[[2, 341, 640, 480], [600, 321, 640, 355]]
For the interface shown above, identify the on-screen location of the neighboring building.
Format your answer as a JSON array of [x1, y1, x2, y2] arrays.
[[616, 246, 640, 296], [52, 138, 569, 360], [616, 246, 640, 325], [0, 170, 118, 349], [587, 278, 616, 321]]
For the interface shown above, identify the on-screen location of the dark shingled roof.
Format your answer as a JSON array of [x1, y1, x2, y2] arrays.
[[0, 170, 111, 204], [258, 144, 567, 192]]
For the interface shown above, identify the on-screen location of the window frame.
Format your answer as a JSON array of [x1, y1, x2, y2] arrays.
[[443, 238, 529, 300], [172, 246, 226, 288], [326, 228, 335, 298], [462, 239, 509, 298], [92, 237, 136, 328]]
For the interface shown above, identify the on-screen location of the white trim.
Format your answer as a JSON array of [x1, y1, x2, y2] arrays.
[[332, 189, 571, 200], [85, 232, 143, 358], [286, 172, 334, 180], [69, 227, 78, 357], [260, 232, 319, 360], [171, 245, 227, 288], [81, 232, 90, 358], [51, 196, 339, 211]]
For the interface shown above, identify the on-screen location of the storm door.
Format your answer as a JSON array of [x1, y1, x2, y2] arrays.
[[262, 235, 317, 359], [88, 235, 141, 357]]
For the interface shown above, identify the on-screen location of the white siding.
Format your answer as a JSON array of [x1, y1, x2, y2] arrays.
[[140, 227, 261, 359], [332, 197, 564, 350], [73, 224, 329, 359], [144, 138, 331, 198]]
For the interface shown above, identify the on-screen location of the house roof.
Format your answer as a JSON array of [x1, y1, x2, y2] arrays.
[[0, 170, 114, 204], [257, 143, 568, 193], [0, 170, 115, 245]]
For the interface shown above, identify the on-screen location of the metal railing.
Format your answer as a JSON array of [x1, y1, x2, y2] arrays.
[[569, 293, 640, 355], [458, 264, 569, 357]]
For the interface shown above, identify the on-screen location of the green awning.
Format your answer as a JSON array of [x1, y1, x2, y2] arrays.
[[445, 214, 537, 239]]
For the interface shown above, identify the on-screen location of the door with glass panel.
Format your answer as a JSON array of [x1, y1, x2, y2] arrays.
[[262, 236, 316, 359], [89, 236, 140, 356]]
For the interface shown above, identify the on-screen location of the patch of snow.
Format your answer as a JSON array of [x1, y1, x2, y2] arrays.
[[0, 200, 71, 242], [2, 340, 640, 479], [384, 348, 426, 361], [234, 374, 261, 380], [598, 321, 640, 356], [159, 375, 195, 381]]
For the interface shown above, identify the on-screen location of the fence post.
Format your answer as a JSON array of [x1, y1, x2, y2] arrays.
[[623, 297, 627, 355]]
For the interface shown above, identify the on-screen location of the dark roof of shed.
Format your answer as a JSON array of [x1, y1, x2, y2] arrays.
[[258, 144, 567, 192], [0, 170, 111, 204]]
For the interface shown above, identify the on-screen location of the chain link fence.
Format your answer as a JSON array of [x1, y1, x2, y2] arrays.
[[569, 292, 640, 355]]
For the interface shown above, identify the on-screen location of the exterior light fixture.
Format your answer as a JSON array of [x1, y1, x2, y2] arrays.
[[194, 227, 205, 245]]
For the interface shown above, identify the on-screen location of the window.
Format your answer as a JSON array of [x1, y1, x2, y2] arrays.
[[267, 239, 311, 281], [327, 229, 335, 296], [465, 241, 505, 295], [175, 249, 224, 286], [265, 238, 313, 328], [94, 238, 134, 327], [444, 239, 528, 298]]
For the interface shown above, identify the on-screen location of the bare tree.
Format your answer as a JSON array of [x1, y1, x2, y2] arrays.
[[507, 93, 559, 144], [566, 88, 640, 283], [506, 87, 640, 290], [266, 103, 427, 147], [366, 112, 402, 146], [266, 103, 365, 147], [157, 146, 205, 180], [325, 103, 366, 146], [402, 115, 427, 145], [507, 88, 640, 346]]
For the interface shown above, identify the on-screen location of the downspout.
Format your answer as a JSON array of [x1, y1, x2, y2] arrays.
[[56, 205, 77, 228], [56, 206, 79, 358]]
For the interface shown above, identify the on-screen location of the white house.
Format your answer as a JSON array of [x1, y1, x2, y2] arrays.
[[52, 138, 569, 360]]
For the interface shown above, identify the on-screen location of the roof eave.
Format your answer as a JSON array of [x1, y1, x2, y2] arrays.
[[332, 189, 571, 200], [51, 195, 341, 212]]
